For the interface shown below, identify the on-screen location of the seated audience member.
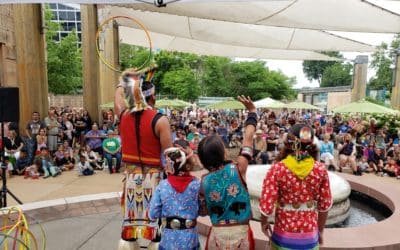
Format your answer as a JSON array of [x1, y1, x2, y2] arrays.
[[82, 145, 103, 170], [85, 124, 106, 157], [77, 155, 94, 176], [266, 129, 279, 163], [14, 149, 30, 176], [102, 130, 121, 174], [4, 130, 24, 161], [34, 147, 60, 178], [54, 144, 65, 163], [369, 147, 386, 175], [24, 159, 41, 179], [319, 133, 336, 171], [56, 151, 75, 171], [62, 140, 73, 158], [383, 158, 399, 178], [338, 133, 358, 174]]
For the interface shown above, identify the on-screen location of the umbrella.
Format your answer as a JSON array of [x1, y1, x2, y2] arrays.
[[331, 100, 399, 114], [100, 102, 114, 109], [254, 97, 285, 109], [286, 101, 321, 110], [155, 98, 192, 109], [206, 100, 245, 110]]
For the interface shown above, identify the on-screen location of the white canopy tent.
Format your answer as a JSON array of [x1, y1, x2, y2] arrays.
[[119, 26, 341, 61], [106, 5, 376, 52], [254, 97, 284, 108]]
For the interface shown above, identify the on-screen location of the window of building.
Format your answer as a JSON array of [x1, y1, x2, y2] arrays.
[[76, 12, 81, 20], [67, 11, 75, 20], [49, 3, 57, 9], [58, 11, 67, 21], [76, 22, 81, 32]]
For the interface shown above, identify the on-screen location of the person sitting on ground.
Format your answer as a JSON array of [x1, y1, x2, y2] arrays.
[[54, 144, 65, 164], [102, 130, 122, 174], [4, 130, 24, 161], [56, 151, 75, 171], [34, 147, 60, 178], [382, 158, 399, 178], [24, 158, 41, 179], [320, 133, 336, 171], [14, 149, 30, 176], [369, 147, 386, 175], [149, 145, 202, 250], [82, 145, 103, 170], [62, 140, 73, 158], [338, 133, 358, 174], [76, 154, 94, 176]]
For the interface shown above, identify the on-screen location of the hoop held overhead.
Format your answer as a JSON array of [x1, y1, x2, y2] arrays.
[[96, 15, 153, 73]]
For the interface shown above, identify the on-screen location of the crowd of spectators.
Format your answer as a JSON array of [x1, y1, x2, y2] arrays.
[[0, 106, 120, 178], [1, 105, 399, 179]]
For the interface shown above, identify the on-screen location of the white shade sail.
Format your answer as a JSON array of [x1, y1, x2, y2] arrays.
[[8, 0, 400, 34], [106, 5, 376, 52], [112, 0, 400, 33], [119, 26, 342, 61]]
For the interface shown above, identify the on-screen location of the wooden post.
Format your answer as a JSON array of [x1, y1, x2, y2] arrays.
[[81, 4, 100, 124], [97, 8, 119, 122], [391, 52, 400, 110], [351, 55, 368, 102], [13, 4, 48, 128]]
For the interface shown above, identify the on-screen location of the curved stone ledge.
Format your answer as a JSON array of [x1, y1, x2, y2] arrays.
[[198, 173, 400, 250], [3, 173, 399, 250]]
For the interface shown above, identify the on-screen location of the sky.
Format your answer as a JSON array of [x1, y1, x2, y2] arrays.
[[264, 0, 400, 89]]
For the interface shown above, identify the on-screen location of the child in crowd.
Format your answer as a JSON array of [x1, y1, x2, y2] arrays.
[[320, 133, 336, 171], [77, 155, 94, 176], [14, 149, 30, 176], [56, 151, 75, 171], [24, 159, 41, 179], [34, 147, 60, 178], [383, 158, 400, 178], [149, 144, 201, 250]]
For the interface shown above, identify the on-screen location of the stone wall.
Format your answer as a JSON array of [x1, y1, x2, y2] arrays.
[[48, 94, 84, 108], [0, 5, 17, 86]]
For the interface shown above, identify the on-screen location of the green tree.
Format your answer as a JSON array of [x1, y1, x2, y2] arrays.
[[162, 67, 200, 101], [119, 45, 297, 101], [368, 34, 400, 90], [201, 56, 232, 96], [45, 6, 82, 94], [302, 51, 342, 84], [320, 63, 352, 87]]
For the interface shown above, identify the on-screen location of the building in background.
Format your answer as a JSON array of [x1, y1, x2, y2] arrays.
[[48, 3, 81, 45], [296, 86, 351, 112]]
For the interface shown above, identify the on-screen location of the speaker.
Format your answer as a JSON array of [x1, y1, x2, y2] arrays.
[[0, 87, 19, 122]]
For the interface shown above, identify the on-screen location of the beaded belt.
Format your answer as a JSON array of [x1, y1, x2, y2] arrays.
[[278, 201, 316, 211]]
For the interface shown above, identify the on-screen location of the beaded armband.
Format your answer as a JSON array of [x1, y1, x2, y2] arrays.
[[239, 146, 253, 162]]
